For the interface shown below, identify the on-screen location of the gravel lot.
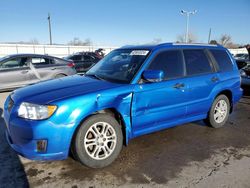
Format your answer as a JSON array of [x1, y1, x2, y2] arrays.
[[1, 89, 250, 188]]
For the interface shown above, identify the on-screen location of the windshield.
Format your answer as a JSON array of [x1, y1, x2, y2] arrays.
[[86, 49, 150, 83], [0, 55, 11, 61], [235, 54, 246, 57]]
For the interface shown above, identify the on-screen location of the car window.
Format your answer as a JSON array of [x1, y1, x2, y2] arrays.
[[235, 53, 245, 58], [147, 50, 184, 80], [71, 55, 82, 61], [83, 55, 95, 62], [0, 57, 27, 69], [184, 49, 213, 76], [48, 58, 55, 64], [210, 50, 233, 72], [31, 58, 50, 65]]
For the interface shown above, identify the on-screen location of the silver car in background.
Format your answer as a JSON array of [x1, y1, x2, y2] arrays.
[[0, 54, 77, 92]]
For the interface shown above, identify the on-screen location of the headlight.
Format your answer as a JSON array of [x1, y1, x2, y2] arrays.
[[18, 102, 57, 120]]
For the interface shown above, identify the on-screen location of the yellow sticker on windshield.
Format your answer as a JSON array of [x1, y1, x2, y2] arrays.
[[130, 50, 149, 56]]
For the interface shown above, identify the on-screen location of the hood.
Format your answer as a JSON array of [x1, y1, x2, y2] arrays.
[[11, 75, 121, 104]]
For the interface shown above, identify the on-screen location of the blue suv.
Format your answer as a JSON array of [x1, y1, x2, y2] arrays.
[[4, 43, 242, 168]]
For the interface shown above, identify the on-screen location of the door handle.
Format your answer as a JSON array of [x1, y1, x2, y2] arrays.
[[211, 76, 219, 82], [21, 70, 29, 74], [173, 83, 185, 89], [51, 68, 57, 70]]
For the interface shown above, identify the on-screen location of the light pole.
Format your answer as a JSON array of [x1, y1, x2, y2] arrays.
[[181, 10, 197, 43], [208, 28, 212, 43], [47, 13, 52, 45]]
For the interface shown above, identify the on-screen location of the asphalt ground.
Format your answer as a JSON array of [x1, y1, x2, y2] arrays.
[[0, 89, 250, 188]]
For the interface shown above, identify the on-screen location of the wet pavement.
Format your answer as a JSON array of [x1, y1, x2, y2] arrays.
[[0, 89, 250, 188]]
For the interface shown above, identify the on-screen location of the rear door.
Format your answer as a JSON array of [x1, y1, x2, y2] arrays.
[[0, 57, 30, 90], [184, 49, 220, 117], [28, 57, 56, 83]]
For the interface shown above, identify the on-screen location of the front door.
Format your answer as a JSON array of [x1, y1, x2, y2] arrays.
[[0, 57, 30, 90], [131, 50, 188, 137]]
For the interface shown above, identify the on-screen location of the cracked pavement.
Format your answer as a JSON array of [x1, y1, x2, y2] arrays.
[[0, 89, 250, 188]]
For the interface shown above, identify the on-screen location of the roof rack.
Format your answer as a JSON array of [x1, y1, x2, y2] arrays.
[[172, 43, 218, 47]]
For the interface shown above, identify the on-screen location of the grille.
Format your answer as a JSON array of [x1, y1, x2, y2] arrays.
[[7, 98, 14, 113]]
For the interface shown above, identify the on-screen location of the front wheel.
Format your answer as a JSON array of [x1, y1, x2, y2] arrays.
[[204, 94, 230, 128], [72, 114, 123, 168]]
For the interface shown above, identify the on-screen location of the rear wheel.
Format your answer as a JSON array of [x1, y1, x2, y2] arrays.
[[72, 114, 123, 168], [204, 94, 230, 128]]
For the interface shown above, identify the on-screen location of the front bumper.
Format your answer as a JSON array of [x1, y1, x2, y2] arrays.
[[5, 130, 66, 160], [3, 96, 74, 161]]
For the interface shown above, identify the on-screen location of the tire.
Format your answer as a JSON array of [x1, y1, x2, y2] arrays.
[[72, 114, 123, 168], [204, 94, 230, 128], [55, 74, 66, 78]]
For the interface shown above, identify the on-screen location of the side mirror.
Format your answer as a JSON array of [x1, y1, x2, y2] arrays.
[[142, 70, 164, 83]]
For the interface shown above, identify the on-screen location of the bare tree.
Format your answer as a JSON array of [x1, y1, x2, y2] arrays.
[[6, 38, 39, 45], [218, 34, 240, 48], [176, 33, 197, 43], [68, 37, 92, 46], [219, 34, 232, 46], [29, 38, 39, 45]]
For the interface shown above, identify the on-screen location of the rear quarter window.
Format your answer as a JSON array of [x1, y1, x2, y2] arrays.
[[210, 50, 233, 72]]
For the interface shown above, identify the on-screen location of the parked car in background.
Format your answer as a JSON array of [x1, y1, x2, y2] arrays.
[[4, 43, 242, 168], [240, 54, 249, 60], [235, 53, 249, 60], [64, 52, 102, 74], [0, 54, 76, 92], [235, 46, 250, 87], [234, 53, 248, 60], [237, 59, 250, 87], [240, 64, 250, 87]]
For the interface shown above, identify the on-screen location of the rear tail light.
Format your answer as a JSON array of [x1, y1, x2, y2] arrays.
[[67, 62, 75, 68]]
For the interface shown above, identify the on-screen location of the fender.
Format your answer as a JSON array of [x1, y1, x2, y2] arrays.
[[54, 86, 135, 151]]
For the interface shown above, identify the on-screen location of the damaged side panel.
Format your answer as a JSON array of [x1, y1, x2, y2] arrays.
[[95, 89, 134, 144], [60, 85, 135, 146]]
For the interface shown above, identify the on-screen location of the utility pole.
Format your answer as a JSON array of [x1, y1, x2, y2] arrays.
[[48, 13, 52, 45], [208, 28, 212, 44], [181, 10, 197, 43]]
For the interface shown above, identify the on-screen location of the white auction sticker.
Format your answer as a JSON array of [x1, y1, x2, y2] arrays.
[[130, 50, 149, 56]]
